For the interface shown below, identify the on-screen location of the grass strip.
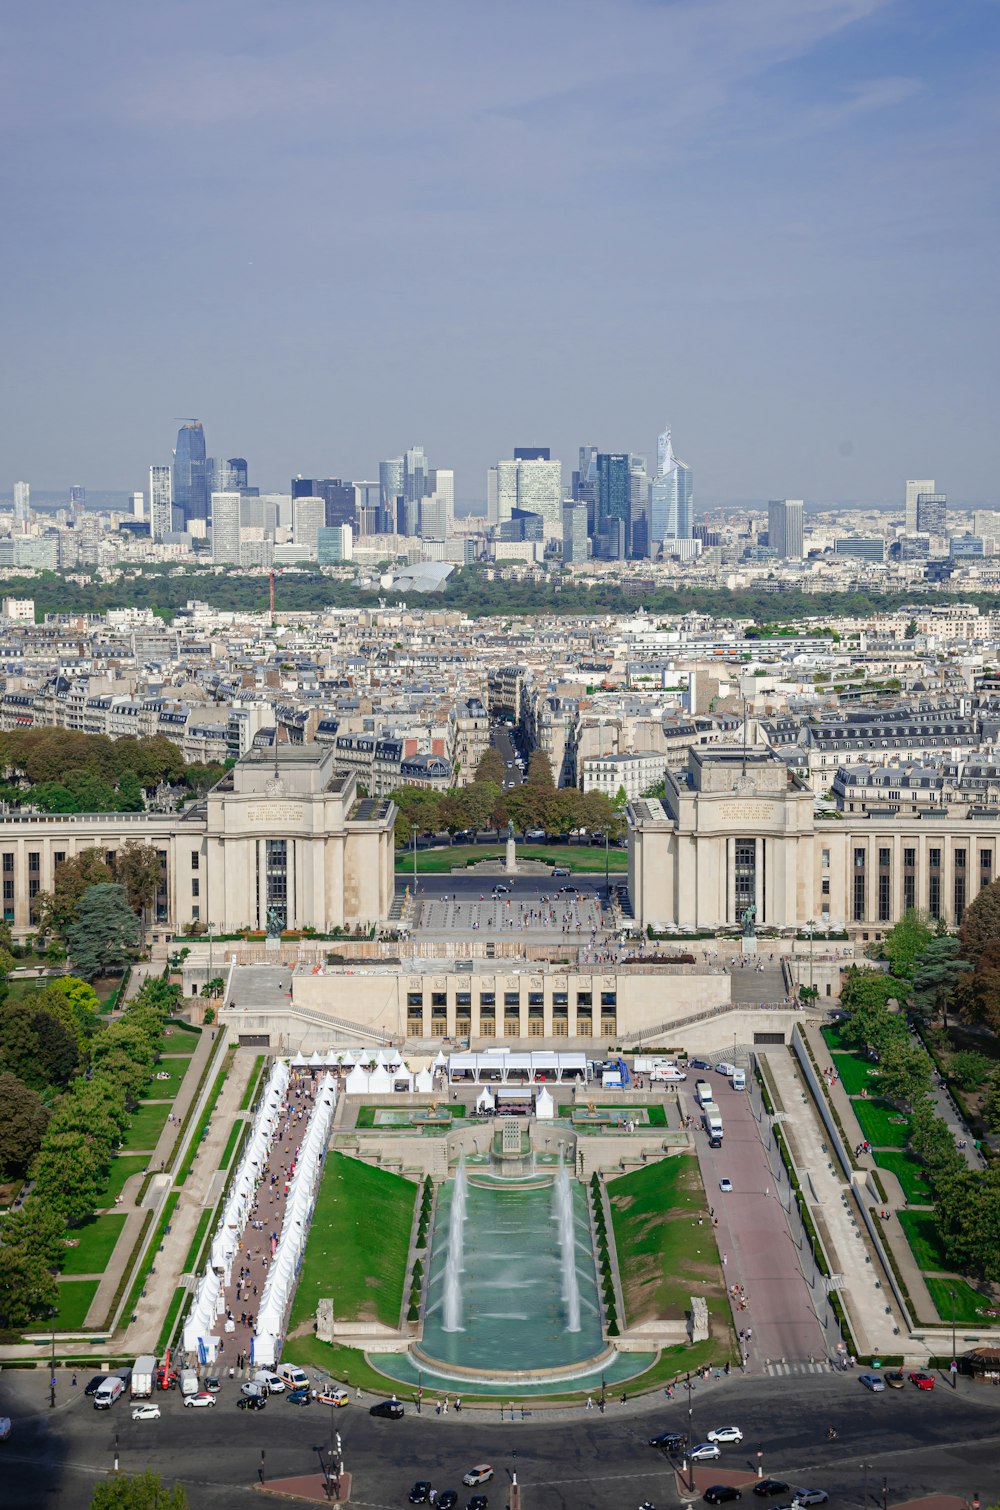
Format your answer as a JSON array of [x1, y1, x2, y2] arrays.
[[59, 1214, 128, 1276], [101, 1210, 153, 1330], [240, 1054, 267, 1111], [219, 1122, 246, 1170], [183, 1209, 214, 1273], [924, 1275, 994, 1326], [176, 1046, 235, 1185], [395, 843, 629, 874], [120, 1192, 180, 1325], [156, 1286, 188, 1356], [163, 1031, 228, 1173], [45, 1280, 99, 1331]]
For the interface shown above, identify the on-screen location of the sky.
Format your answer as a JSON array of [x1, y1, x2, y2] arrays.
[[2, 0, 998, 506]]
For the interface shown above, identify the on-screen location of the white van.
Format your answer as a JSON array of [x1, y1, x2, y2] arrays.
[[94, 1377, 125, 1410], [731, 1068, 746, 1091], [276, 1363, 309, 1391], [254, 1370, 285, 1393]]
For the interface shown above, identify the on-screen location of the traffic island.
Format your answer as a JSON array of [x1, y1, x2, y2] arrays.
[[256, 1469, 352, 1503]]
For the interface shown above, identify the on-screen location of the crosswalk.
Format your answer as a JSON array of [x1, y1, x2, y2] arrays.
[[761, 1360, 831, 1377]]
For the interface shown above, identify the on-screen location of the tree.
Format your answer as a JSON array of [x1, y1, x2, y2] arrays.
[[983, 1074, 1000, 1134], [474, 747, 505, 786], [116, 770, 145, 811], [910, 935, 969, 1029], [949, 1050, 995, 1091], [956, 937, 1000, 1033], [0, 1002, 79, 1090], [881, 910, 934, 981], [838, 968, 907, 1057], [873, 1038, 933, 1110], [115, 840, 163, 942], [526, 749, 555, 788], [958, 877, 1000, 967], [0, 1071, 49, 1177], [66, 884, 138, 980], [89, 1470, 189, 1509], [34, 846, 114, 942]]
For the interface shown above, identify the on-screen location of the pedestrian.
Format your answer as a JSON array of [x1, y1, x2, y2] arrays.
[[586, 1395, 593, 1410], [620, 1390, 627, 1404], [72, 1373, 77, 1387]]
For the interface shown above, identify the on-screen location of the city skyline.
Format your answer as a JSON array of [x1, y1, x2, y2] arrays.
[[1, 1, 996, 503]]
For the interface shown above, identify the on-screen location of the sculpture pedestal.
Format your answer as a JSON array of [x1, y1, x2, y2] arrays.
[[505, 837, 518, 874], [740, 936, 758, 958]]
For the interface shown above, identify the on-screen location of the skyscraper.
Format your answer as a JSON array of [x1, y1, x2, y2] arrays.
[[379, 458, 404, 528], [562, 502, 588, 563], [404, 446, 428, 507], [13, 481, 29, 532], [514, 446, 550, 461], [293, 496, 325, 554], [905, 478, 935, 536], [916, 492, 947, 535], [173, 421, 208, 527], [767, 499, 804, 559], [149, 466, 173, 542], [69, 484, 86, 520], [629, 454, 649, 558], [649, 426, 693, 544], [596, 453, 630, 555], [210, 457, 249, 494], [421, 468, 455, 538], [211, 492, 242, 565]]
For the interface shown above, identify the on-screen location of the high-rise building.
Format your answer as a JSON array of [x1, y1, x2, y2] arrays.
[[13, 481, 30, 532], [293, 496, 325, 554], [404, 446, 429, 507], [210, 457, 250, 495], [514, 458, 561, 541], [649, 426, 693, 544], [379, 458, 404, 531], [173, 421, 208, 526], [596, 453, 631, 554], [629, 454, 649, 558], [767, 498, 804, 559], [495, 460, 519, 525], [916, 492, 947, 535], [562, 502, 588, 563], [69, 484, 85, 520], [514, 446, 550, 461], [317, 525, 353, 564], [211, 492, 242, 565], [421, 468, 455, 538], [149, 466, 173, 541], [905, 478, 935, 535], [130, 490, 145, 519]]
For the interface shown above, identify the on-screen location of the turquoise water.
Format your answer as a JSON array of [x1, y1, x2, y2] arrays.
[[369, 1346, 655, 1396]]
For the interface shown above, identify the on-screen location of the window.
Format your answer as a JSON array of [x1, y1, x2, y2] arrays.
[[431, 992, 447, 1007], [929, 848, 941, 869], [504, 991, 520, 1007], [28, 877, 40, 900], [28, 852, 40, 874], [191, 878, 200, 898], [878, 848, 890, 868], [600, 991, 617, 1007], [479, 992, 495, 1007], [1, 853, 12, 873], [929, 874, 941, 919], [2, 878, 12, 901], [576, 992, 592, 1007], [53, 851, 65, 870], [735, 840, 755, 913], [853, 848, 866, 869], [853, 873, 866, 922], [191, 852, 200, 870], [955, 875, 967, 924], [955, 848, 966, 869], [981, 849, 993, 873], [904, 848, 916, 869], [822, 878, 830, 896], [528, 992, 544, 1007], [903, 874, 915, 911], [192, 904, 200, 921], [455, 992, 471, 1007], [878, 873, 890, 922], [553, 991, 568, 1006], [406, 991, 423, 1007], [821, 849, 830, 868]]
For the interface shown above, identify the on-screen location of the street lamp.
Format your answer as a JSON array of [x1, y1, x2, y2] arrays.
[[602, 825, 611, 900], [862, 1463, 872, 1508], [950, 1286, 958, 1388]]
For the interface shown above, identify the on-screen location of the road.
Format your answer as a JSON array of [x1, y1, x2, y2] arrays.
[[2, 1368, 997, 1509], [492, 725, 525, 789]]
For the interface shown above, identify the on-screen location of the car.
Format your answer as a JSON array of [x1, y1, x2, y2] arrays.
[[707, 1425, 743, 1443], [719, 1178, 734, 1193], [649, 1431, 686, 1450], [791, 1493, 829, 1506], [438, 1493, 458, 1510], [466, 1497, 489, 1510], [237, 1395, 266, 1410], [286, 1387, 312, 1405], [409, 1485, 433, 1505], [690, 1443, 722, 1461], [131, 1403, 161, 1421], [316, 1387, 350, 1407], [884, 1370, 905, 1389], [909, 1371, 935, 1390], [715, 1062, 738, 1077], [370, 1398, 404, 1418], [709, 1135, 723, 1148], [84, 1376, 105, 1398], [690, 1058, 712, 1071], [241, 1382, 268, 1399], [753, 1482, 790, 1499], [204, 1376, 221, 1393], [704, 1489, 742, 1505], [462, 1466, 495, 1487], [183, 1392, 216, 1408], [859, 1373, 886, 1392]]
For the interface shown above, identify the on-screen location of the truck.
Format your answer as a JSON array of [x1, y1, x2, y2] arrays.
[[702, 1102, 724, 1139], [130, 1355, 157, 1399], [695, 1079, 713, 1108], [179, 1368, 200, 1398], [731, 1068, 746, 1091]]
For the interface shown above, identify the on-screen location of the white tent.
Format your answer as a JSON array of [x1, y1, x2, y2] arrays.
[[476, 1086, 495, 1112], [368, 1063, 392, 1093], [309, 1050, 324, 1068], [344, 1064, 369, 1095], [385, 1049, 404, 1069], [433, 1050, 448, 1069], [536, 1085, 555, 1120], [415, 1068, 434, 1093], [291, 1051, 307, 1067]]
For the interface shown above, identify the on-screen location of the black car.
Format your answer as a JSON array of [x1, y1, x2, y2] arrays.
[[704, 1489, 742, 1505], [689, 1058, 712, 1071], [409, 1485, 432, 1505], [649, 1431, 686, 1450], [237, 1394, 266, 1411], [83, 1377, 105, 1398], [370, 1398, 404, 1419], [753, 1483, 790, 1499], [709, 1135, 723, 1149], [438, 1494, 458, 1510], [467, 1498, 489, 1510]]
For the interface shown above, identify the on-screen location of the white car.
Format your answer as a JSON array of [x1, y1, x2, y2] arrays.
[[689, 1443, 721, 1461], [792, 1494, 829, 1507], [719, 1178, 734, 1193], [462, 1466, 495, 1486], [707, 1425, 743, 1444], [131, 1403, 161, 1421], [183, 1391, 216, 1408]]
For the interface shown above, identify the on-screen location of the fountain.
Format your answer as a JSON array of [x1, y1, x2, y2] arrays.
[[442, 1154, 467, 1332], [553, 1147, 581, 1332]]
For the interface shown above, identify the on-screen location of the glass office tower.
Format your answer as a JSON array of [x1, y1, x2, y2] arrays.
[[173, 421, 208, 526]]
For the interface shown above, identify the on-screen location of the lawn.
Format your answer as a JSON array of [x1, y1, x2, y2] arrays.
[[872, 1150, 933, 1204], [831, 1052, 881, 1097], [608, 1153, 725, 1326], [850, 1098, 912, 1148], [121, 1100, 173, 1152], [396, 843, 628, 874], [47, 1280, 99, 1331], [822, 1022, 858, 1054], [287, 1153, 416, 1330], [924, 1276, 996, 1325], [898, 1209, 951, 1272], [59, 1214, 127, 1275], [93, 1154, 147, 1208], [159, 1024, 200, 1057]]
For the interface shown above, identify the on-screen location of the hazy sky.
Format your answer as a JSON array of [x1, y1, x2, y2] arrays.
[[3, 0, 997, 504]]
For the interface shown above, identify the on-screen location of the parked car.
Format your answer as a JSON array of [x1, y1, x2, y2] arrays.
[[409, 1485, 433, 1505], [707, 1426, 743, 1443], [84, 1377, 105, 1398], [93, 1378, 124, 1411], [859, 1373, 885, 1392], [719, 1178, 734, 1193], [183, 1392, 216, 1408], [204, 1376, 221, 1393], [370, 1399, 404, 1419], [237, 1395, 266, 1410], [690, 1443, 722, 1461], [131, 1403, 161, 1421], [884, 1370, 905, 1389], [438, 1493, 458, 1510], [908, 1372, 935, 1391], [651, 1066, 688, 1082], [462, 1466, 494, 1486], [241, 1382, 268, 1400], [649, 1431, 686, 1450], [316, 1387, 349, 1407], [466, 1497, 489, 1510], [705, 1489, 742, 1504], [792, 1493, 829, 1506], [286, 1387, 312, 1406], [753, 1482, 790, 1498]]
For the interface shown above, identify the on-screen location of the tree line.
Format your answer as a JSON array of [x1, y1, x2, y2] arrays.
[[0, 974, 182, 1329], [0, 727, 227, 814], [389, 747, 627, 848]]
